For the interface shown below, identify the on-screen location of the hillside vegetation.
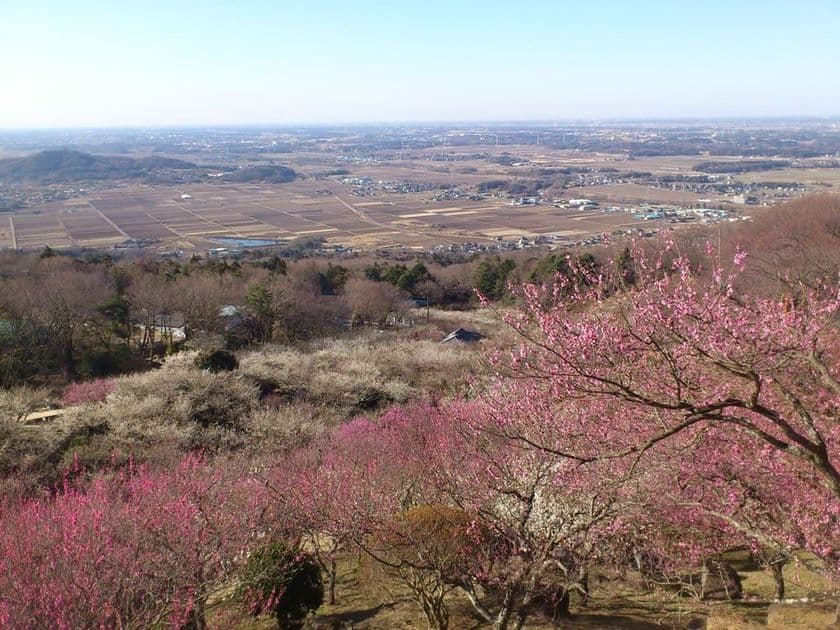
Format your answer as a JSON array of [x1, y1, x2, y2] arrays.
[[0, 195, 838, 629]]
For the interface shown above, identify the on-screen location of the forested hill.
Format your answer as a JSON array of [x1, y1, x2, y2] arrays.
[[219, 164, 297, 183], [0, 150, 197, 183], [0, 149, 297, 184]]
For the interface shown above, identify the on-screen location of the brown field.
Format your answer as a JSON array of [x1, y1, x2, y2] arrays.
[[0, 215, 15, 249], [577, 183, 704, 204], [3, 179, 663, 252], [737, 167, 840, 188]]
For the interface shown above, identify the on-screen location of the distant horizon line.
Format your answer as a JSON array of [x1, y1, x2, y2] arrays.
[[2, 115, 840, 133]]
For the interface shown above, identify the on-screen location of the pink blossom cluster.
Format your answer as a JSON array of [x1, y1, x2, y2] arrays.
[[0, 455, 282, 629], [60, 378, 117, 405]]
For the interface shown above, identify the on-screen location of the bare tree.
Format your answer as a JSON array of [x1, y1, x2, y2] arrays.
[[344, 277, 412, 326], [126, 273, 177, 359], [1, 259, 110, 379], [174, 273, 239, 337]]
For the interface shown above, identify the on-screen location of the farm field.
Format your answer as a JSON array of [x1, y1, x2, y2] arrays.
[[3, 179, 663, 252], [575, 183, 705, 204], [737, 167, 840, 188]]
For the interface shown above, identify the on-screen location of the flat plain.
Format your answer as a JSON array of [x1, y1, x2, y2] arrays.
[[8, 181, 657, 251], [3, 144, 835, 252]]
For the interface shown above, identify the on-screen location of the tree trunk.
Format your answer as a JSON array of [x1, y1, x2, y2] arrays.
[[577, 567, 590, 607], [60, 336, 75, 381], [492, 587, 516, 630], [511, 571, 542, 630], [459, 582, 493, 623], [769, 557, 785, 601], [543, 587, 570, 623], [558, 588, 570, 616], [700, 558, 742, 601], [328, 558, 337, 605], [149, 324, 156, 360], [419, 592, 449, 630]]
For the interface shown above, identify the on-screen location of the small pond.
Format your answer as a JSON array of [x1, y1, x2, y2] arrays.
[[208, 236, 286, 248]]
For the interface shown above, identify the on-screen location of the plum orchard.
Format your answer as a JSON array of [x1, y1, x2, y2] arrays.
[[282, 244, 838, 628], [0, 244, 837, 629]]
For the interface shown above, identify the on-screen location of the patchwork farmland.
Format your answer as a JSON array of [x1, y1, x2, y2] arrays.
[[3, 180, 659, 252]]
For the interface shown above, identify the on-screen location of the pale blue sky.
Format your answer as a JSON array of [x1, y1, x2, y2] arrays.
[[1, 0, 838, 128]]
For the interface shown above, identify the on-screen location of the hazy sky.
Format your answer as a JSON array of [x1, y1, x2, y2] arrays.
[[1, 0, 839, 128]]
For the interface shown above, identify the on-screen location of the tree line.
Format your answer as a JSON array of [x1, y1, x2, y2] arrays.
[[0, 243, 617, 387]]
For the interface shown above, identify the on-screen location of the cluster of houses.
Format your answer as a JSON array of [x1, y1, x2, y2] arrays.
[[135, 305, 482, 348]]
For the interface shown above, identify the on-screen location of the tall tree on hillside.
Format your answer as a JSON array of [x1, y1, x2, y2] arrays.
[[343, 277, 412, 326], [126, 273, 177, 359], [474, 257, 515, 301], [245, 283, 274, 343], [175, 274, 239, 338]]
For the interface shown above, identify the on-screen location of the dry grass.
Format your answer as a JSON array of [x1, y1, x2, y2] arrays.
[[425, 306, 509, 337], [739, 556, 836, 601], [764, 602, 837, 628]]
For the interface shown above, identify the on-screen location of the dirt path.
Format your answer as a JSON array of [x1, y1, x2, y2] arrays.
[[8, 215, 16, 249]]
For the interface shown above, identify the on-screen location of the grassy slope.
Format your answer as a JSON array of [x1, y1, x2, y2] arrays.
[[211, 552, 838, 629]]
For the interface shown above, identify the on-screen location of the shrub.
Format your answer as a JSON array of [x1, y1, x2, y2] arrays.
[[245, 405, 328, 452], [0, 386, 60, 476], [237, 335, 475, 418], [76, 348, 131, 379], [194, 348, 239, 372], [362, 505, 486, 630], [65, 356, 258, 451], [60, 378, 116, 405], [112, 359, 256, 429], [238, 345, 409, 416], [237, 542, 323, 629]]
